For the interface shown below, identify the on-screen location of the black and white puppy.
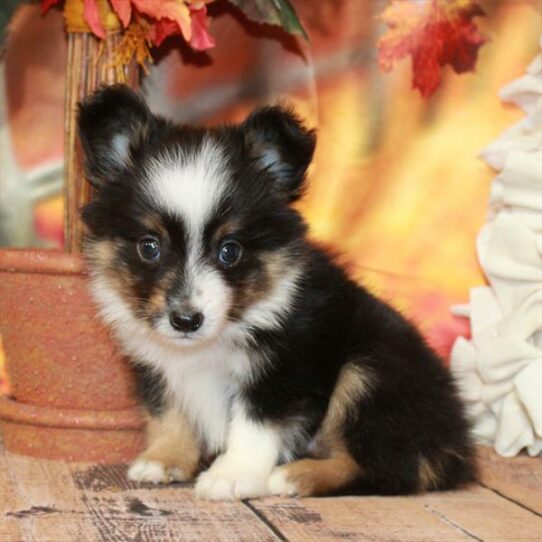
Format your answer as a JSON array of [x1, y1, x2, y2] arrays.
[[79, 85, 475, 500]]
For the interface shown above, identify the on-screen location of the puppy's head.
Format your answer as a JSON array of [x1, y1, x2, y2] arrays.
[[79, 85, 315, 348]]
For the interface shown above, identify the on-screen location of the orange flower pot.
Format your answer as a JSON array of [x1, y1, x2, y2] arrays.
[[0, 248, 144, 462]]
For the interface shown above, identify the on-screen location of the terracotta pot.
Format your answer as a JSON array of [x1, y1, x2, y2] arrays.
[[0, 248, 144, 462]]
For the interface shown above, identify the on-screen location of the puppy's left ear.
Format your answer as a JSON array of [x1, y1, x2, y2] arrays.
[[243, 106, 316, 202]]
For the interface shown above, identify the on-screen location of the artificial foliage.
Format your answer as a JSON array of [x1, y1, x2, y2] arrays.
[[44, 0, 217, 50], [0, 0, 306, 65], [378, 0, 487, 98], [0, 0, 490, 99]]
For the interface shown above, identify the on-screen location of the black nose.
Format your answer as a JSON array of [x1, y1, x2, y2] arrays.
[[169, 311, 204, 333]]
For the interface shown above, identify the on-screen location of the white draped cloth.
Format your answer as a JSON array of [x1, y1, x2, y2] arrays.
[[450, 39, 542, 457]]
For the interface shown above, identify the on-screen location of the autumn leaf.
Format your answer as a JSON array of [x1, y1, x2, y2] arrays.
[[110, 0, 132, 28], [378, 0, 487, 98], [33, 0, 303, 61], [132, 0, 192, 41], [189, 6, 215, 50], [83, 0, 106, 39], [229, 0, 307, 39], [148, 18, 179, 47]]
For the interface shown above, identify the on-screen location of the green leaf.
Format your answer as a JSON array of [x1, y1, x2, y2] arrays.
[[0, 0, 33, 51], [229, 0, 308, 40]]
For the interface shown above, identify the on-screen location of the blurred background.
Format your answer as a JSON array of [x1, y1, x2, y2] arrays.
[[0, 0, 540, 372]]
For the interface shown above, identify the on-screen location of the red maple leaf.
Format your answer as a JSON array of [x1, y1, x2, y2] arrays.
[[147, 5, 215, 50], [132, 0, 192, 41], [378, 0, 487, 98]]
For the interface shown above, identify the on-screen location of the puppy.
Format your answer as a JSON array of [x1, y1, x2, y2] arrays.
[[79, 85, 475, 500]]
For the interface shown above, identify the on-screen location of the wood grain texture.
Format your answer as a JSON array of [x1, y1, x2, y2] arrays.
[[2, 443, 541, 542], [250, 495, 475, 542], [477, 446, 542, 515], [1, 448, 279, 542], [419, 486, 542, 542], [1, 445, 97, 541], [252, 485, 542, 542]]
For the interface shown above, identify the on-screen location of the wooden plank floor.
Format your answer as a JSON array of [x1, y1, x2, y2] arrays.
[[1, 442, 541, 542]]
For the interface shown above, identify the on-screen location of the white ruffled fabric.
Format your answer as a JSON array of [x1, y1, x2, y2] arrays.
[[450, 38, 542, 458]]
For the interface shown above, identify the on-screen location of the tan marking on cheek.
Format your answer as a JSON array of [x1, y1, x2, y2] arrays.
[[233, 271, 270, 314], [146, 288, 167, 316], [92, 235, 174, 320], [139, 407, 201, 480], [103, 276, 140, 317], [86, 239, 143, 315], [142, 270, 176, 318], [230, 250, 290, 317], [228, 270, 267, 320], [85, 239, 117, 268], [262, 250, 295, 294]]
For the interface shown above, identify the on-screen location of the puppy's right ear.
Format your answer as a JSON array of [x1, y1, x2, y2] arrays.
[[78, 85, 152, 188]]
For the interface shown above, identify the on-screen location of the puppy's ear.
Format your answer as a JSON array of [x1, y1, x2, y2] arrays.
[[243, 106, 316, 202], [78, 85, 152, 188]]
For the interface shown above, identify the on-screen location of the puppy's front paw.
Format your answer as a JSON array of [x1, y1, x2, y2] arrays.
[[128, 459, 168, 484], [268, 466, 299, 497], [195, 460, 270, 500], [128, 458, 188, 484]]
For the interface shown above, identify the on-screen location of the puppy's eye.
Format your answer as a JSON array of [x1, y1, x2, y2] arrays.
[[218, 240, 243, 268], [137, 237, 161, 262]]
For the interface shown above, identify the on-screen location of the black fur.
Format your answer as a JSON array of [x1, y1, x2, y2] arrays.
[[80, 85, 475, 495], [242, 247, 475, 493], [132, 363, 168, 417]]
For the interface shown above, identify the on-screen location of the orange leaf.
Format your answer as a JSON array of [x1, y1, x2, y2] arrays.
[[110, 0, 132, 28], [378, 0, 487, 98], [84, 0, 106, 39], [132, 0, 192, 41]]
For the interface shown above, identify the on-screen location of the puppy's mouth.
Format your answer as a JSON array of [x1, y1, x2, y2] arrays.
[[166, 333, 202, 347], [155, 324, 202, 344], [165, 330, 197, 342]]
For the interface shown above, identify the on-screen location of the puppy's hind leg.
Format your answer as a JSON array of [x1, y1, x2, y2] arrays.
[[269, 448, 362, 497], [128, 407, 200, 484], [270, 361, 369, 497]]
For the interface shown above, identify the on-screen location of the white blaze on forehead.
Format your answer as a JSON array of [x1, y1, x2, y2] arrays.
[[145, 138, 232, 329], [145, 138, 228, 239]]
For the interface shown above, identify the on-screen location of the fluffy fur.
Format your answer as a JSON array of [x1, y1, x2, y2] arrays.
[[79, 85, 476, 500]]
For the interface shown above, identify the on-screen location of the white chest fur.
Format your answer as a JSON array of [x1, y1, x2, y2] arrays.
[[124, 330, 253, 454], [90, 275, 255, 454], [159, 346, 246, 454]]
